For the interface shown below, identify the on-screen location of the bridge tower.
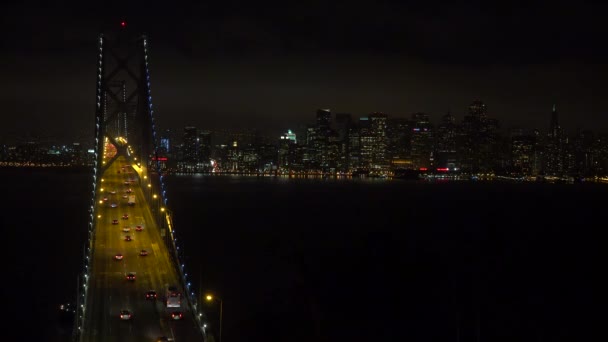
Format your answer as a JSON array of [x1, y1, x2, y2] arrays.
[[93, 21, 160, 179]]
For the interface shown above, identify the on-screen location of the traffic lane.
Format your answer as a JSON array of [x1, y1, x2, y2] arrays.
[[81, 151, 117, 339], [86, 156, 202, 340], [108, 194, 158, 341], [137, 186, 205, 341], [86, 161, 130, 340], [105, 170, 167, 341], [103, 190, 129, 340], [122, 184, 177, 340]]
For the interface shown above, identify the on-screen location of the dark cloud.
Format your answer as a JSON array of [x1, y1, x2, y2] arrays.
[[1, 0, 607, 143], [4, 0, 607, 62]]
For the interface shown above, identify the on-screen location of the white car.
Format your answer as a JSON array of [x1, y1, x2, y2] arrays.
[[122, 226, 130, 232], [119, 309, 132, 320]]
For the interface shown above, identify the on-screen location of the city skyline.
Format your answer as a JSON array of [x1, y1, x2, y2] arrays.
[[0, 101, 600, 146], [1, 1, 607, 142], [5, 100, 608, 182]]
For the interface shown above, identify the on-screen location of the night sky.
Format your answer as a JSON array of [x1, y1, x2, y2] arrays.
[[1, 0, 607, 144]]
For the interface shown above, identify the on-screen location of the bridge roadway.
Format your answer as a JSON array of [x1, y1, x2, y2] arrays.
[[81, 156, 204, 342]]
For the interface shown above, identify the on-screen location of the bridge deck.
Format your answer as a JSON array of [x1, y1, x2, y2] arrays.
[[81, 156, 204, 342]]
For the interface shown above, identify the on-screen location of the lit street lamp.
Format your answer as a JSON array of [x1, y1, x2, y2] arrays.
[[205, 294, 223, 342]]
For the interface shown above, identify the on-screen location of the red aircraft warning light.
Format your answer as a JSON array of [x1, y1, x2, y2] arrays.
[[120, 21, 126, 28]]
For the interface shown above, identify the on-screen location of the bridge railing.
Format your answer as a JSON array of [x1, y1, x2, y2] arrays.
[[143, 168, 212, 341], [72, 148, 101, 341]]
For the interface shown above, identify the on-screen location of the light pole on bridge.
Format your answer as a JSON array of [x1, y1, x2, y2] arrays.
[[205, 294, 223, 342]]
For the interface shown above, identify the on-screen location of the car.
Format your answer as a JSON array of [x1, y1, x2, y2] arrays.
[[119, 309, 132, 320], [135, 225, 143, 231], [126, 272, 136, 281], [170, 311, 183, 320], [126, 189, 133, 193], [122, 214, 129, 219], [112, 219, 119, 225], [122, 226, 130, 232], [139, 249, 148, 256], [124, 181, 130, 185], [103, 197, 109, 202], [114, 253, 123, 260], [110, 203, 118, 208], [156, 337, 171, 342], [109, 190, 116, 194], [124, 235, 132, 241], [145, 290, 157, 300], [122, 194, 128, 199]]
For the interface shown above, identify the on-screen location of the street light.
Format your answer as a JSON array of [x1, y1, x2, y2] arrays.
[[205, 294, 223, 342]]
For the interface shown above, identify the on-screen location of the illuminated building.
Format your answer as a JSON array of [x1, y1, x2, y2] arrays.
[[459, 100, 499, 172], [368, 112, 389, 170], [160, 129, 171, 154], [199, 130, 212, 164], [387, 117, 413, 170], [510, 128, 536, 176], [278, 130, 298, 171], [182, 126, 198, 163], [335, 113, 353, 172], [410, 112, 433, 169], [544, 104, 564, 176], [435, 111, 457, 170]]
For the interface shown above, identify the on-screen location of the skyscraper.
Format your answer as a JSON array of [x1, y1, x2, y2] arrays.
[[160, 129, 171, 155], [469, 100, 487, 121], [311, 109, 332, 170], [183, 126, 198, 163], [460, 100, 499, 172], [335, 113, 353, 172], [387, 117, 414, 170], [510, 128, 536, 176], [435, 111, 458, 169], [411, 112, 433, 169], [545, 104, 564, 175], [316, 109, 331, 130], [369, 112, 389, 170], [199, 130, 212, 164]]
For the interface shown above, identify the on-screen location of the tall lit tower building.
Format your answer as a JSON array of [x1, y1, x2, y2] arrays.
[[545, 104, 564, 175], [314, 109, 332, 170], [183, 126, 198, 163], [278, 130, 298, 170], [411, 112, 433, 169], [435, 111, 458, 169], [510, 128, 536, 176], [550, 104, 560, 139], [469, 100, 487, 121], [160, 129, 171, 155], [199, 130, 212, 163], [460, 100, 499, 172], [316, 109, 331, 130], [369, 112, 389, 169], [335, 113, 353, 172]]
